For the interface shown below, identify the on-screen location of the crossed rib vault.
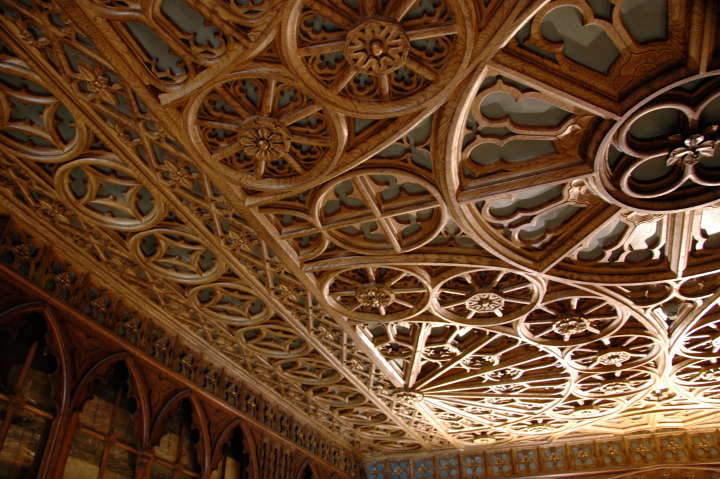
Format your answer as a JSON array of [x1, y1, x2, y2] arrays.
[[1, 0, 720, 477]]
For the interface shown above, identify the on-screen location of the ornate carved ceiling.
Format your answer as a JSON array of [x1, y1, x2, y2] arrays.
[[0, 0, 719, 462]]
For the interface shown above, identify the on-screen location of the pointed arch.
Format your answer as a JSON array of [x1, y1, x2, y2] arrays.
[[149, 389, 211, 478], [296, 459, 320, 479], [0, 302, 70, 410], [0, 301, 70, 478], [210, 419, 259, 479], [69, 352, 151, 447], [61, 353, 151, 479]]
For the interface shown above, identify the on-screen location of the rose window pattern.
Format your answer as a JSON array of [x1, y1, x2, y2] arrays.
[[518, 293, 626, 346], [322, 265, 431, 322], [432, 268, 542, 326], [281, 0, 472, 116], [188, 70, 343, 189], [3, 0, 720, 464]]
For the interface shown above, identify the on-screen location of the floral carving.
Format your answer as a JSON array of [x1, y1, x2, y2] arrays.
[[465, 292, 505, 314], [597, 78, 720, 211], [4, 0, 720, 461], [355, 285, 395, 309], [433, 268, 542, 327], [323, 265, 431, 322], [666, 131, 719, 166], [519, 294, 626, 347], [344, 20, 409, 75], [235, 116, 293, 178]]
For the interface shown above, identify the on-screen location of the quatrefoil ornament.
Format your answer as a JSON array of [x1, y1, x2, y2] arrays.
[[596, 76, 720, 211]]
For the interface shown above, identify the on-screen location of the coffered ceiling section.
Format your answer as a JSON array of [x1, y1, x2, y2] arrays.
[[0, 0, 719, 457]]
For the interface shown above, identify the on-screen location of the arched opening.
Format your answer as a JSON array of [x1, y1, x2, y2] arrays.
[[149, 397, 204, 478], [0, 309, 62, 477], [63, 361, 141, 478], [210, 426, 253, 479], [301, 463, 315, 479]]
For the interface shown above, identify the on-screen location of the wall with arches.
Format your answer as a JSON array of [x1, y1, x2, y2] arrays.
[[0, 276, 350, 479]]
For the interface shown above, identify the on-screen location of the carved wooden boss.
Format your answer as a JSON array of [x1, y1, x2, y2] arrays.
[[0, 0, 719, 468]]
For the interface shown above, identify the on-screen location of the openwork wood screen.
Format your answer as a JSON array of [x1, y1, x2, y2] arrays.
[[0, 0, 718, 478]]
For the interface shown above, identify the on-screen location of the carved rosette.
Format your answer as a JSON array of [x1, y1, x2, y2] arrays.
[[409, 330, 571, 431], [187, 67, 345, 190], [432, 267, 543, 327], [574, 368, 657, 399], [3, 0, 720, 459], [547, 396, 625, 420], [281, 0, 473, 117], [566, 329, 661, 373], [505, 418, 571, 436], [437, 61, 720, 284], [344, 19, 410, 75], [517, 291, 627, 347], [321, 265, 431, 323]]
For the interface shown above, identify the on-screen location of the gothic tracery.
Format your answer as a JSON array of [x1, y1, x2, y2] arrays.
[[0, 0, 719, 476]]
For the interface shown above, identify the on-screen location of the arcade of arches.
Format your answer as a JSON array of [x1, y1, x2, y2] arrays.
[[0, 0, 719, 478]]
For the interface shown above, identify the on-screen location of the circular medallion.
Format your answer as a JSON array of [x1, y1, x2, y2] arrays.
[[344, 19, 409, 75], [236, 116, 292, 167], [276, 357, 341, 385], [574, 368, 656, 399], [595, 75, 720, 211], [128, 228, 225, 284], [322, 265, 431, 322], [281, 0, 473, 118], [547, 396, 624, 420], [189, 282, 273, 326], [55, 155, 165, 231], [309, 384, 367, 407], [566, 330, 661, 373], [236, 324, 311, 359], [0, 61, 89, 163], [313, 168, 447, 254], [432, 268, 543, 327], [186, 66, 345, 190], [517, 292, 627, 347]]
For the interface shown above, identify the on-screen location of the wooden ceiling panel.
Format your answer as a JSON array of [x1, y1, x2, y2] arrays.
[[0, 0, 719, 464]]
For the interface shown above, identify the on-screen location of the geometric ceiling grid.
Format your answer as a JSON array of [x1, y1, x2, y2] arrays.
[[0, 0, 719, 459]]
